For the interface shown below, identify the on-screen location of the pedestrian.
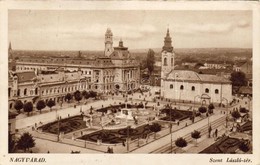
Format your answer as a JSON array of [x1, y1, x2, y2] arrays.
[[107, 147, 111, 153], [215, 129, 218, 137], [81, 131, 83, 136], [122, 141, 125, 147]]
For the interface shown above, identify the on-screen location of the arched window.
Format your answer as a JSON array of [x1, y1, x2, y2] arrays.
[[24, 88, 27, 96], [171, 58, 174, 66], [164, 58, 167, 66], [35, 88, 38, 95], [205, 88, 209, 93], [180, 85, 184, 90], [170, 84, 173, 89], [215, 89, 219, 94], [191, 86, 195, 91], [17, 89, 20, 96]]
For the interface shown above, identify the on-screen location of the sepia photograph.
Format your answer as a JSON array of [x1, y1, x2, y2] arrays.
[[1, 1, 259, 165]]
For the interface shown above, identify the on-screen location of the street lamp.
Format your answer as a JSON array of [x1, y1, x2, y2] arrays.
[[57, 116, 60, 142], [169, 105, 173, 153], [222, 97, 229, 128], [126, 125, 130, 153]]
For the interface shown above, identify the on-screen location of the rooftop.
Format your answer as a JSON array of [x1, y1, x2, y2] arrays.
[[14, 71, 36, 83], [166, 70, 231, 83]]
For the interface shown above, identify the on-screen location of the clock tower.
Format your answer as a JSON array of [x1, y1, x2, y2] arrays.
[[104, 28, 114, 57]]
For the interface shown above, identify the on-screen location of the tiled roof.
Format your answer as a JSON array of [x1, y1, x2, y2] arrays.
[[166, 70, 230, 83], [15, 71, 36, 83], [238, 86, 252, 95], [166, 70, 201, 81], [199, 74, 230, 83]]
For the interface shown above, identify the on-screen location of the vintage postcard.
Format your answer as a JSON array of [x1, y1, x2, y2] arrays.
[[0, 1, 259, 165]]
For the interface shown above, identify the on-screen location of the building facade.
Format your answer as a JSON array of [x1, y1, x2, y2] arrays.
[[8, 28, 140, 110], [160, 29, 233, 104]]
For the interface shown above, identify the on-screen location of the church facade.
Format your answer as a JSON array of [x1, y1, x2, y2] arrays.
[[160, 29, 233, 104]]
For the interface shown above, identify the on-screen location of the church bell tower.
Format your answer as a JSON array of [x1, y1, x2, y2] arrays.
[[161, 28, 175, 78], [104, 28, 114, 57], [161, 28, 175, 98]]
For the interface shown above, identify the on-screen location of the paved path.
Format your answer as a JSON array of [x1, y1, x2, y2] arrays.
[[31, 138, 101, 154], [131, 113, 225, 153], [15, 99, 114, 129]]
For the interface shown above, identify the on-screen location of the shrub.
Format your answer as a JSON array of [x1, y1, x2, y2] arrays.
[[175, 137, 187, 148], [198, 106, 207, 114], [239, 107, 248, 113]]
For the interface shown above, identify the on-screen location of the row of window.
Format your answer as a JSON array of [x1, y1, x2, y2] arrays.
[[163, 57, 174, 66], [8, 88, 38, 97], [169, 85, 219, 94], [84, 71, 92, 75], [42, 84, 90, 96]]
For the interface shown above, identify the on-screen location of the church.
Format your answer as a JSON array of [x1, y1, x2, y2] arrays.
[[160, 29, 233, 104]]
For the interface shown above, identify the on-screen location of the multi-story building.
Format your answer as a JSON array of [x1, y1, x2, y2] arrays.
[[8, 28, 140, 110]]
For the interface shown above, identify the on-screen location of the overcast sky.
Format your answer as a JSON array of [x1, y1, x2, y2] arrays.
[[9, 10, 252, 51]]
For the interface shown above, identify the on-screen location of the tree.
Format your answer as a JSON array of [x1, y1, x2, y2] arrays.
[[16, 132, 35, 152], [191, 130, 201, 146], [175, 137, 187, 152], [239, 141, 250, 153], [146, 49, 155, 77], [46, 100, 56, 111], [208, 103, 215, 114], [140, 59, 147, 70], [9, 134, 16, 153], [89, 91, 97, 98], [14, 100, 23, 113], [36, 100, 46, 113], [230, 71, 247, 88], [198, 106, 207, 114], [23, 102, 33, 116], [82, 90, 89, 99], [195, 62, 204, 69], [239, 107, 248, 113], [231, 110, 241, 122], [65, 93, 72, 103], [74, 90, 82, 103], [149, 123, 162, 139]]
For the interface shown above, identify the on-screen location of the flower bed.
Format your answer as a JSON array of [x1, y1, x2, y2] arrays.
[[78, 124, 160, 144], [38, 115, 87, 134], [160, 108, 193, 121]]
